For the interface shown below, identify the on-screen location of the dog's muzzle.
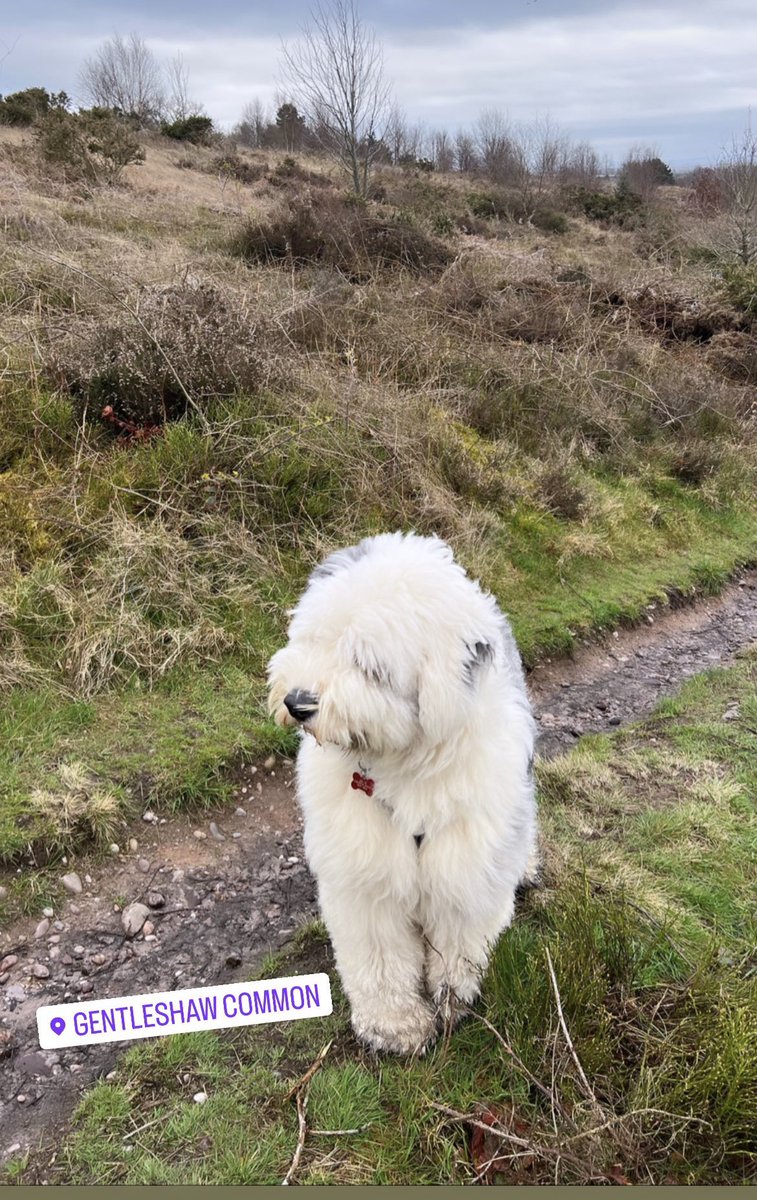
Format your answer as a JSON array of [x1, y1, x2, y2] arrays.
[[283, 689, 319, 724]]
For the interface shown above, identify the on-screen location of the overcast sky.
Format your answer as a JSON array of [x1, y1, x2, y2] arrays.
[[2, 0, 755, 168]]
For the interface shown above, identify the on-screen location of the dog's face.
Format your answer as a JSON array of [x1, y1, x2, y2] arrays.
[[267, 535, 499, 757]]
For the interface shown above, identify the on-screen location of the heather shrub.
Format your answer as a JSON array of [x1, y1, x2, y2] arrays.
[[210, 152, 266, 184], [228, 193, 451, 278], [46, 282, 280, 427], [267, 156, 331, 187], [531, 208, 569, 234], [705, 331, 757, 383]]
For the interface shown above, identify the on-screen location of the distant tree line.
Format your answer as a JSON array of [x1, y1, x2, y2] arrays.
[[2, 0, 755, 263]]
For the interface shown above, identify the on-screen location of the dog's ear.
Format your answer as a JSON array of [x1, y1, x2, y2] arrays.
[[309, 541, 369, 585], [417, 638, 493, 743], [462, 640, 494, 687]]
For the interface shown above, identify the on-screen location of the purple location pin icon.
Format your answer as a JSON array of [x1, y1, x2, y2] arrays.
[[50, 1017, 66, 1036]]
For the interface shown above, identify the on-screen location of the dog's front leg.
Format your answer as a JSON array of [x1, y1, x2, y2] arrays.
[[318, 881, 437, 1055], [420, 839, 519, 1018]]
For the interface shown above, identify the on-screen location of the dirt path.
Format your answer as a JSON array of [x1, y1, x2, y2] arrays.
[[1, 569, 756, 1170]]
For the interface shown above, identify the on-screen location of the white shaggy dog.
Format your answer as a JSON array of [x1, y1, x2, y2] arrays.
[[268, 532, 536, 1055]]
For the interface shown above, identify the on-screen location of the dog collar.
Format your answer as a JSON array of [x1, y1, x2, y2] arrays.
[[351, 771, 375, 796], [351, 768, 424, 848]]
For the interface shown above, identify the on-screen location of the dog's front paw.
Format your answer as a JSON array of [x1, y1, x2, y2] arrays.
[[352, 998, 438, 1056], [426, 951, 483, 1014]]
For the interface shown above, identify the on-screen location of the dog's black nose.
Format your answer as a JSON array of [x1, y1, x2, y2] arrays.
[[283, 689, 319, 723]]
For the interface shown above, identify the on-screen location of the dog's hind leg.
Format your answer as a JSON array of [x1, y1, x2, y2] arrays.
[[318, 881, 438, 1056]]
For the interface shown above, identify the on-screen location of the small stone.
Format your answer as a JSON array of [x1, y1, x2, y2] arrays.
[[146, 892, 165, 909], [138, 858, 151, 873], [32, 963, 50, 979], [1, 955, 19, 972], [73, 945, 85, 957], [608, 716, 622, 726], [264, 755, 276, 771], [42, 907, 54, 919], [235, 807, 246, 816], [61, 872, 83, 895], [128, 838, 138, 852], [121, 902, 150, 937], [232, 832, 241, 840], [49, 947, 60, 961], [84, 874, 92, 884], [193, 1091, 207, 1104], [53, 920, 64, 931], [144, 934, 157, 942], [143, 920, 155, 935], [193, 830, 207, 841], [35, 918, 50, 939], [142, 810, 157, 823], [0, 886, 7, 900], [209, 822, 225, 842], [91, 953, 106, 966], [49, 935, 60, 945], [109, 843, 120, 855], [0, 973, 8, 984], [78, 979, 94, 995]]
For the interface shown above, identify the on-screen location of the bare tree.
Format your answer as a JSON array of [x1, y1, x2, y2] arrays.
[[385, 102, 409, 164], [475, 108, 522, 184], [619, 144, 674, 202], [235, 99, 268, 148], [281, 0, 390, 196], [432, 129, 454, 173], [559, 140, 600, 189], [716, 118, 757, 264], [80, 32, 164, 124], [455, 129, 477, 174], [165, 52, 202, 122]]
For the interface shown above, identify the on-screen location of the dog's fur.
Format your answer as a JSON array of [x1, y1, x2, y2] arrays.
[[268, 532, 537, 1054]]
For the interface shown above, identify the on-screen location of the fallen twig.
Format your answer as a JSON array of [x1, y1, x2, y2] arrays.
[[430, 1102, 596, 1179], [122, 1111, 171, 1141], [545, 946, 603, 1119], [461, 1006, 571, 1125], [282, 1089, 308, 1187], [284, 1038, 333, 1102], [281, 1040, 333, 1185], [310, 1125, 372, 1136]]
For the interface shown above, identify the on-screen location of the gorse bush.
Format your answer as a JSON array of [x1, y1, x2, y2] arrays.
[[720, 263, 757, 321], [45, 282, 280, 427], [160, 115, 214, 144], [566, 185, 644, 227], [0, 86, 70, 126], [34, 107, 144, 184]]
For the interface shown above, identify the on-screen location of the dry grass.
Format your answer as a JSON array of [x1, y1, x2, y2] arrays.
[[29, 760, 121, 853], [0, 121, 756, 711]]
